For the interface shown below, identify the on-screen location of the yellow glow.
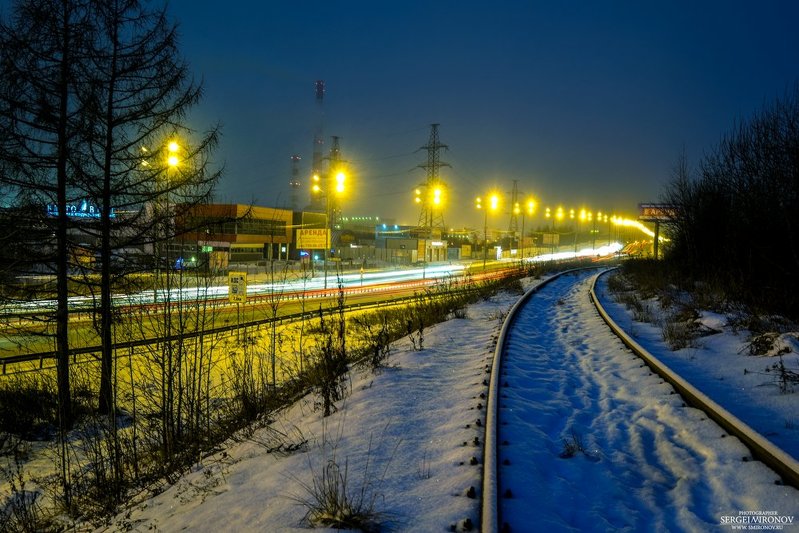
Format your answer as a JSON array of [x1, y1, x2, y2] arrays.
[[611, 216, 669, 241], [313, 173, 320, 182], [415, 188, 421, 196], [556, 206, 564, 221], [433, 187, 442, 205], [526, 199, 535, 214], [475, 196, 483, 209], [513, 202, 520, 215], [545, 207, 551, 218], [569, 209, 575, 219], [579, 208, 587, 221], [489, 194, 499, 211], [165, 140, 180, 168], [415, 197, 422, 204], [312, 184, 321, 193], [335, 171, 346, 194]]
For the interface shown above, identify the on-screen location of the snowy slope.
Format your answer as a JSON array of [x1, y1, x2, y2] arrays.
[[99, 281, 535, 532]]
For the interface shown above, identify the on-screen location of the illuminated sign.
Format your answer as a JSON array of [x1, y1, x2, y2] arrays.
[[639, 203, 677, 222], [47, 200, 115, 219], [296, 228, 330, 249]]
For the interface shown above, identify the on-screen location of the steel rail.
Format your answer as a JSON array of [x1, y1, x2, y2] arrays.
[[590, 268, 799, 489], [482, 267, 799, 533], [481, 268, 595, 533]]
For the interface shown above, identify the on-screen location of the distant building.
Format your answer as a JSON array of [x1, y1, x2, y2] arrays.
[[177, 204, 293, 264]]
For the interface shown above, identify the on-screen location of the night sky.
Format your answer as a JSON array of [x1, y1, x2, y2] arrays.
[[9, 1, 799, 229]]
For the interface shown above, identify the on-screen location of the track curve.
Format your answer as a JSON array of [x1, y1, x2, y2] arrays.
[[482, 269, 799, 532]]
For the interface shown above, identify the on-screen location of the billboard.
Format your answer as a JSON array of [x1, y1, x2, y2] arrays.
[[639, 203, 678, 222], [296, 228, 330, 250]]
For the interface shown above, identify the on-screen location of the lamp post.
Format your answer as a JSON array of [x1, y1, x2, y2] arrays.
[[570, 208, 576, 253], [414, 184, 444, 278], [322, 169, 346, 290], [519, 198, 535, 261], [153, 140, 181, 303], [476, 193, 499, 270], [579, 209, 587, 255], [513, 202, 520, 261]]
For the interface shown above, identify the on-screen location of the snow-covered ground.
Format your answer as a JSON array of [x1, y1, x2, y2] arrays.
[[595, 270, 799, 463], [498, 270, 798, 532], [96, 278, 538, 532], [89, 268, 799, 532]]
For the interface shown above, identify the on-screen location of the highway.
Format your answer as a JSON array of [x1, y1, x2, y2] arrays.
[[0, 261, 512, 368]]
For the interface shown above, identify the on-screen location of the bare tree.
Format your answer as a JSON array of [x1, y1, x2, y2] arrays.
[[76, 0, 221, 416]]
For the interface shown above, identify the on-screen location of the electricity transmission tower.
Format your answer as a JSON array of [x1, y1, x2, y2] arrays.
[[415, 123, 450, 237]]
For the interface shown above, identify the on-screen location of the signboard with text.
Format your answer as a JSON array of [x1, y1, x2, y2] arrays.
[[296, 228, 330, 250], [47, 199, 115, 219], [639, 203, 678, 222], [228, 271, 247, 303]]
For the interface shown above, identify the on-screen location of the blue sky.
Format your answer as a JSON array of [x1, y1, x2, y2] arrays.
[[7, 1, 799, 228]]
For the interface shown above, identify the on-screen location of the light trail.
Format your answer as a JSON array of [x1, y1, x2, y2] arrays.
[[1, 264, 467, 314]]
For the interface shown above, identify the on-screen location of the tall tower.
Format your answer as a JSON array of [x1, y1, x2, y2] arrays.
[[415, 123, 450, 237], [289, 155, 301, 212], [309, 80, 325, 210]]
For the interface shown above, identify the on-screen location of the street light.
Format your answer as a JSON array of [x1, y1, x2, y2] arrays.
[[322, 168, 347, 289], [153, 139, 181, 303], [579, 209, 587, 253], [476, 193, 499, 270], [569, 209, 576, 253], [414, 183, 446, 276], [519, 198, 535, 261]]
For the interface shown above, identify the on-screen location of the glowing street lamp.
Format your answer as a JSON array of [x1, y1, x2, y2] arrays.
[[321, 168, 348, 289], [153, 139, 183, 303], [167, 140, 180, 168], [335, 171, 346, 194], [519, 198, 535, 260], [476, 192, 500, 270]]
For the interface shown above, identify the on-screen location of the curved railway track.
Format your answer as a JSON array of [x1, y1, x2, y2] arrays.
[[482, 268, 799, 532]]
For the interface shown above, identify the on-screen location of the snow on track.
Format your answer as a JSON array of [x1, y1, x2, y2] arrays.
[[496, 270, 798, 532]]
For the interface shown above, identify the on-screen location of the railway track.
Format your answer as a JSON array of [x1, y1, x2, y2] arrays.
[[482, 268, 799, 532]]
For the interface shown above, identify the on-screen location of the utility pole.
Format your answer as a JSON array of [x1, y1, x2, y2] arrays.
[[508, 179, 519, 249], [323, 136, 346, 289]]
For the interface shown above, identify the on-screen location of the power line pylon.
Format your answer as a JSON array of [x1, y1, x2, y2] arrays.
[[415, 123, 450, 237]]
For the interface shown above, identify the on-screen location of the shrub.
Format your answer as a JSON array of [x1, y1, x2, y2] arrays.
[[292, 431, 397, 532]]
